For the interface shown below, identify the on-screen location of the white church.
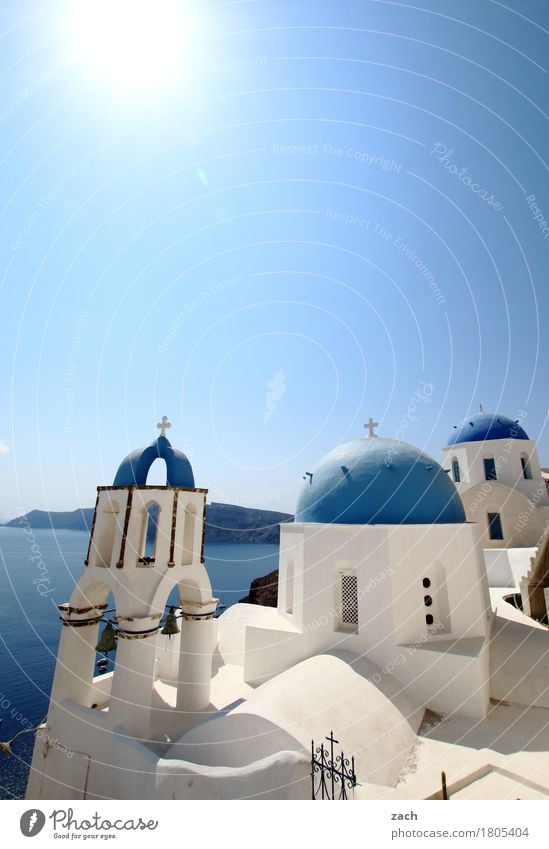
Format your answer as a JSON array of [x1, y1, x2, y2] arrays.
[[25, 411, 549, 801]]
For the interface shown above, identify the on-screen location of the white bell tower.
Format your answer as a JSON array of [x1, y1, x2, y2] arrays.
[[27, 419, 217, 799]]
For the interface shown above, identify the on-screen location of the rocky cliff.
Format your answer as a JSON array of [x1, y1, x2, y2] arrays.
[[240, 568, 279, 607]]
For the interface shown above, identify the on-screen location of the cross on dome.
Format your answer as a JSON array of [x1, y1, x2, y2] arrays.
[[157, 416, 172, 438], [364, 417, 379, 438]]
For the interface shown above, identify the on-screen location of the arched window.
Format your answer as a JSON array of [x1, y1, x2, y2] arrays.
[[451, 457, 461, 483], [483, 456, 497, 481], [141, 502, 160, 562], [521, 454, 532, 480]]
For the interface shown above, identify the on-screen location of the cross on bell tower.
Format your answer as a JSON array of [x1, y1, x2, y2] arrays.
[[364, 417, 379, 438], [157, 415, 172, 437]]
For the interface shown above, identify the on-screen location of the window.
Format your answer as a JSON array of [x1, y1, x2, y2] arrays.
[[141, 502, 160, 561], [521, 455, 532, 480], [339, 573, 358, 631], [484, 457, 497, 481], [451, 458, 460, 483], [487, 512, 504, 541]]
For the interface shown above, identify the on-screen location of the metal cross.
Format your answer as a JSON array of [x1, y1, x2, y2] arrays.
[[157, 416, 172, 437], [364, 417, 379, 438]]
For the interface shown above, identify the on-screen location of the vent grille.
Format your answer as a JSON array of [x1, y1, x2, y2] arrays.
[[341, 574, 358, 625]]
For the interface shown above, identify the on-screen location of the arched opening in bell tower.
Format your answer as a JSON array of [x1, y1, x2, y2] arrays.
[[145, 457, 168, 486], [141, 502, 161, 561]]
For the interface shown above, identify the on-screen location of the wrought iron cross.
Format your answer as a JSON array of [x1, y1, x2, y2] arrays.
[[157, 416, 172, 437], [311, 731, 356, 800], [364, 417, 379, 438], [326, 730, 339, 748]]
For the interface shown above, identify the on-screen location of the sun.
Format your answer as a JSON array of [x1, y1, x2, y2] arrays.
[[70, 0, 197, 92]]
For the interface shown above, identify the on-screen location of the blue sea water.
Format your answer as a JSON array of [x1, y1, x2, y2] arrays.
[[0, 527, 279, 799]]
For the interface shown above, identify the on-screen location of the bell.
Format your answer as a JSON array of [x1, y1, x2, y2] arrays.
[[161, 607, 180, 638], [95, 621, 117, 655]]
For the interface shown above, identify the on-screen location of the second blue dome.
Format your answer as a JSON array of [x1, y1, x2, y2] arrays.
[[447, 413, 529, 446]]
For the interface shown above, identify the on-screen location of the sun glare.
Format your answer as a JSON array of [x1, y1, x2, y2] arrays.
[[71, 0, 195, 92]]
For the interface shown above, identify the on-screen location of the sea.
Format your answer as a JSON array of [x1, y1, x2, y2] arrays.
[[0, 527, 279, 799]]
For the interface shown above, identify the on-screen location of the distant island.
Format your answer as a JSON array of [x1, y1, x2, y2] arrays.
[[3, 502, 293, 545]]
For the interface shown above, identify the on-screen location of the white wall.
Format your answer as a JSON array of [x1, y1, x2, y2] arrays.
[[442, 438, 549, 550], [26, 697, 309, 801], [165, 653, 422, 788], [490, 614, 549, 708], [483, 547, 538, 588], [461, 484, 549, 548], [442, 439, 546, 493], [243, 521, 492, 718], [156, 750, 309, 800]]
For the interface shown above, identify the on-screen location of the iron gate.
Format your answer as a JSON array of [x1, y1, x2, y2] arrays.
[[311, 732, 357, 799]]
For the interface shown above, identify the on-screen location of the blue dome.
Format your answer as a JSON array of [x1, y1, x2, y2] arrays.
[[295, 437, 465, 525], [447, 413, 529, 446], [113, 436, 195, 487]]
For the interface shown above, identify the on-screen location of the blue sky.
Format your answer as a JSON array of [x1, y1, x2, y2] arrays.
[[0, 0, 548, 518]]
